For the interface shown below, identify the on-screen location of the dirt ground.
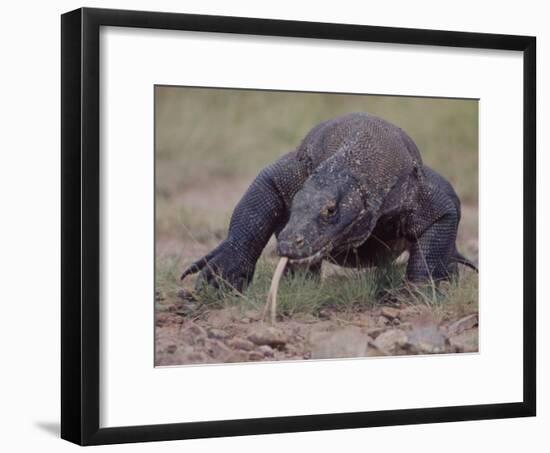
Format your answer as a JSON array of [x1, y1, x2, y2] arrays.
[[155, 297, 478, 366]]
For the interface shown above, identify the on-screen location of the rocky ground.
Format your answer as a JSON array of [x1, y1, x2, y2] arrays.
[[155, 295, 478, 366]]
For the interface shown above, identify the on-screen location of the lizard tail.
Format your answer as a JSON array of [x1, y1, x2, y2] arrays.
[[180, 244, 221, 280], [451, 251, 478, 273]]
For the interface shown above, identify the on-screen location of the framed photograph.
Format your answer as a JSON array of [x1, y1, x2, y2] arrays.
[[61, 7, 536, 445]]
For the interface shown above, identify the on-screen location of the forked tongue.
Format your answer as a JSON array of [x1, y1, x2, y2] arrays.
[[263, 257, 289, 323]]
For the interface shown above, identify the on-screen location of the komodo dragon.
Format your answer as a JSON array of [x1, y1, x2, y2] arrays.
[[181, 112, 477, 292]]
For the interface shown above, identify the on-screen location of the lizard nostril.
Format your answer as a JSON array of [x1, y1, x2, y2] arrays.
[[295, 234, 304, 247]]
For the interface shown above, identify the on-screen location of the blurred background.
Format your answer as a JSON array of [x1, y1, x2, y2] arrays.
[[155, 86, 478, 285]]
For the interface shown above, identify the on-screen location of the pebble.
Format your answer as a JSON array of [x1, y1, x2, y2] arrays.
[[447, 314, 478, 336], [248, 351, 265, 361], [205, 339, 232, 358], [399, 306, 422, 318], [155, 312, 171, 327], [248, 326, 287, 349], [372, 329, 409, 355], [285, 344, 299, 355], [310, 327, 369, 359], [381, 306, 400, 320], [227, 337, 255, 351], [207, 309, 237, 328], [243, 310, 261, 321], [208, 328, 229, 340], [226, 350, 249, 363], [407, 325, 447, 355], [257, 345, 274, 357], [294, 313, 318, 324], [175, 302, 199, 317], [448, 328, 478, 353], [366, 326, 385, 339], [186, 323, 207, 338], [176, 288, 197, 301], [413, 341, 444, 354], [184, 351, 208, 363]]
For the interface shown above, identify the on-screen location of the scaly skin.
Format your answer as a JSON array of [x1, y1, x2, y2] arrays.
[[181, 113, 477, 291]]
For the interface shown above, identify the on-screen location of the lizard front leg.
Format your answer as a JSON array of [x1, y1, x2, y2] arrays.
[[181, 152, 306, 292]]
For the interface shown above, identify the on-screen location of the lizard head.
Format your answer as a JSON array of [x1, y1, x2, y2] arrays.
[[277, 167, 368, 264]]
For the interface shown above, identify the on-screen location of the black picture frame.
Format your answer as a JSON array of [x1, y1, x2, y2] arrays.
[[61, 7, 536, 446]]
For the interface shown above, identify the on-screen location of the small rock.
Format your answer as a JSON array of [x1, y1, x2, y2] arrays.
[[186, 323, 207, 338], [155, 312, 171, 327], [372, 329, 409, 355], [310, 326, 369, 359], [366, 326, 385, 339], [366, 338, 387, 357], [377, 316, 391, 326], [399, 306, 422, 318], [241, 317, 251, 324], [319, 308, 332, 320], [284, 344, 299, 356], [411, 341, 444, 354], [243, 309, 260, 321], [227, 337, 255, 351], [184, 351, 208, 363], [381, 306, 400, 320], [257, 345, 274, 357], [166, 344, 177, 354], [378, 290, 400, 306], [248, 351, 265, 361], [175, 302, 199, 317], [407, 325, 447, 355], [448, 314, 478, 337], [225, 350, 249, 363], [294, 313, 318, 324], [208, 328, 229, 340], [449, 328, 478, 353], [207, 309, 237, 328], [205, 339, 232, 359], [248, 326, 287, 349], [177, 288, 197, 301]]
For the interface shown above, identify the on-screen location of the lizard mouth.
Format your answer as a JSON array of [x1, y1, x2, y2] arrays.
[[285, 243, 333, 264]]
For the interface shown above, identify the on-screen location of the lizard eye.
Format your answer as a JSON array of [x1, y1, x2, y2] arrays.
[[322, 201, 338, 218]]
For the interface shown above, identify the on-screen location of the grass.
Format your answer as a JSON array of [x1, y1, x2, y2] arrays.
[[156, 254, 478, 320], [155, 254, 183, 309]]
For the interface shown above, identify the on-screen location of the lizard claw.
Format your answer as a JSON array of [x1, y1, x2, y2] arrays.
[[180, 240, 254, 293]]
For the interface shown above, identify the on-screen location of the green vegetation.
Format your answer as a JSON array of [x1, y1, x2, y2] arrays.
[[156, 255, 478, 320]]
